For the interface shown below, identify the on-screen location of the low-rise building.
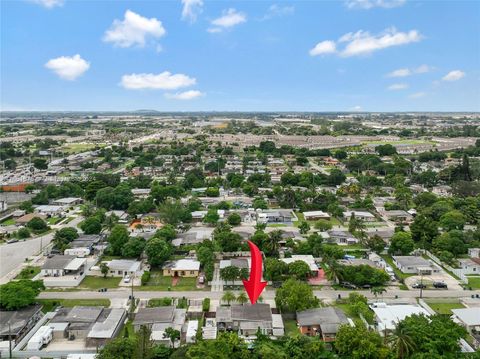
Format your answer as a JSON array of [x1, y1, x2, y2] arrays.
[[392, 256, 440, 275], [370, 303, 430, 333], [0, 305, 43, 346], [303, 210, 331, 221], [34, 205, 65, 217], [41, 255, 86, 287], [281, 255, 319, 275], [52, 197, 83, 207], [451, 308, 480, 342], [100, 259, 144, 278], [162, 259, 200, 278], [343, 211, 376, 222], [296, 307, 350, 341]]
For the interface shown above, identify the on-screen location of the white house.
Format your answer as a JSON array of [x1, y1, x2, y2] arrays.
[[34, 205, 65, 217], [370, 303, 430, 333], [343, 211, 376, 222], [41, 255, 86, 287]]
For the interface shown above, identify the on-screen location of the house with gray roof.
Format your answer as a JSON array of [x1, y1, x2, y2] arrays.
[[0, 305, 43, 346], [296, 307, 350, 341]]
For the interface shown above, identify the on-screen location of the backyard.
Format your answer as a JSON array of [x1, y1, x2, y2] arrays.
[[283, 319, 299, 337]]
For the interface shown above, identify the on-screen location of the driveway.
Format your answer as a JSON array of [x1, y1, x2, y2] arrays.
[[405, 271, 463, 291]]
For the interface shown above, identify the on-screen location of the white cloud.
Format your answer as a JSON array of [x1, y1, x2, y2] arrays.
[[442, 70, 465, 82], [351, 105, 363, 111], [165, 90, 204, 100], [181, 0, 203, 23], [387, 68, 411, 77], [309, 41, 336, 56], [103, 10, 166, 48], [388, 83, 408, 90], [208, 8, 246, 33], [409, 92, 426, 98], [311, 27, 422, 58], [45, 54, 90, 80], [262, 4, 295, 20], [121, 71, 196, 90], [345, 0, 406, 9], [28, 0, 64, 8], [387, 64, 432, 77], [341, 28, 422, 57]]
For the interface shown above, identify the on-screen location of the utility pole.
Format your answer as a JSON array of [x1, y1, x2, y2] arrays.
[[8, 322, 12, 359], [419, 273, 424, 299]]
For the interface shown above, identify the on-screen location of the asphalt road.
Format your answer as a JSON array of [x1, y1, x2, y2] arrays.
[[0, 216, 83, 281], [38, 288, 480, 301]]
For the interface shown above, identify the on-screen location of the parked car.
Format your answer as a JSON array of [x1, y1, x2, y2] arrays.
[[412, 282, 426, 289], [433, 281, 447, 289], [341, 282, 357, 289], [123, 276, 131, 283]]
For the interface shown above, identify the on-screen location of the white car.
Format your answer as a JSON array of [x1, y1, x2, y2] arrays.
[[123, 276, 131, 283]]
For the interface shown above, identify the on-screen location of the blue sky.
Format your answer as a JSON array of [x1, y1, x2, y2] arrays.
[[1, 0, 479, 112]]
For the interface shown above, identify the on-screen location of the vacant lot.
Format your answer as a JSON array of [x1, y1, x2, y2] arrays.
[[425, 301, 465, 315], [79, 276, 121, 289], [38, 299, 110, 313]]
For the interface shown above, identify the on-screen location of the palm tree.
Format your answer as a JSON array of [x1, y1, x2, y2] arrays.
[[387, 322, 417, 359], [325, 260, 342, 284], [265, 229, 283, 256], [236, 292, 249, 305], [371, 286, 386, 302], [222, 290, 236, 306]]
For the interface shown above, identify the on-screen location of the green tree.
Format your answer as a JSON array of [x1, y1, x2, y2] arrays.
[[27, 217, 48, 233], [275, 279, 320, 312], [0, 280, 44, 310], [264, 230, 283, 257], [17, 227, 31, 239], [264, 258, 288, 281], [287, 260, 311, 280], [314, 219, 332, 232], [163, 327, 180, 348], [186, 332, 249, 359], [203, 209, 220, 225], [96, 337, 136, 359], [236, 292, 249, 305], [80, 216, 102, 234], [298, 221, 310, 234], [53, 227, 79, 251], [158, 200, 191, 225], [100, 262, 109, 278], [335, 324, 391, 359], [366, 235, 385, 254], [386, 321, 416, 359], [108, 225, 130, 256], [122, 237, 146, 258], [440, 210, 466, 231], [136, 325, 154, 359], [388, 232, 414, 255], [222, 290, 236, 305], [154, 225, 177, 242], [145, 237, 172, 267], [227, 213, 242, 226], [220, 266, 240, 286]]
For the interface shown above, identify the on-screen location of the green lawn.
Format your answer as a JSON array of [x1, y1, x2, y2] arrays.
[[15, 266, 41, 279], [268, 223, 287, 227], [0, 218, 15, 226], [79, 276, 121, 289], [37, 299, 110, 313], [47, 217, 62, 225], [467, 276, 480, 289], [140, 272, 202, 291], [283, 319, 299, 337], [425, 301, 465, 315]]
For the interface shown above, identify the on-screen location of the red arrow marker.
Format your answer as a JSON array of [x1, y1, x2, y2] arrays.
[[243, 240, 267, 304]]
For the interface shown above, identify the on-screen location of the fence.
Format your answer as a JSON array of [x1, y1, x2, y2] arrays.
[[424, 250, 467, 284]]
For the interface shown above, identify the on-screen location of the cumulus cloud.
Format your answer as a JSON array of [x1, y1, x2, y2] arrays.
[[310, 27, 422, 58], [442, 70, 465, 82], [309, 41, 336, 56], [181, 0, 203, 23], [388, 83, 408, 90], [103, 10, 166, 48], [387, 65, 432, 77], [208, 8, 246, 33], [261, 4, 294, 20], [45, 54, 90, 80], [409, 92, 426, 99], [165, 90, 204, 100], [345, 0, 406, 9], [121, 71, 196, 90], [28, 0, 64, 8]]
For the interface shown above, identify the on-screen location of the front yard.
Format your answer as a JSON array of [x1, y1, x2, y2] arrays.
[[79, 276, 121, 289], [139, 271, 203, 291], [425, 301, 465, 315], [467, 276, 480, 289]]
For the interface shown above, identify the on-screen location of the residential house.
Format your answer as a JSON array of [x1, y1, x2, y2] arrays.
[[326, 230, 358, 245], [370, 303, 430, 333], [468, 248, 480, 258], [216, 304, 284, 337], [296, 307, 350, 341], [41, 255, 86, 287], [392, 256, 440, 275], [49, 306, 126, 347], [131, 189, 151, 199], [130, 213, 163, 234], [100, 259, 144, 278], [457, 258, 480, 276], [281, 255, 319, 276], [382, 210, 413, 224], [133, 307, 186, 347], [34, 205, 65, 217], [303, 211, 331, 221], [343, 211, 376, 222], [15, 213, 46, 226], [451, 308, 480, 345], [162, 259, 200, 278], [257, 209, 295, 224], [0, 305, 43, 346], [52, 197, 83, 207], [64, 235, 102, 257]]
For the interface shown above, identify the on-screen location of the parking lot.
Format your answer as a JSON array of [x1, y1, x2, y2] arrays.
[[405, 271, 463, 291]]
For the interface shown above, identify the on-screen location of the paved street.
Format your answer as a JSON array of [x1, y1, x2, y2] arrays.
[[38, 288, 480, 302], [0, 216, 83, 283]]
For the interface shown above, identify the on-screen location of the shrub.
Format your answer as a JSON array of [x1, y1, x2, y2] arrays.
[[202, 298, 210, 312], [141, 271, 151, 286]]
